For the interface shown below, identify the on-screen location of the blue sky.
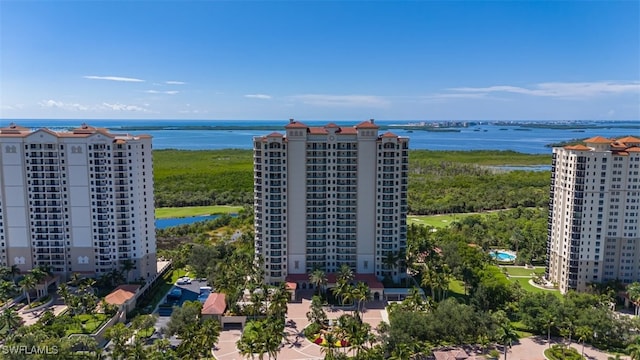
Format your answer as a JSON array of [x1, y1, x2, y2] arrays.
[[1, 1, 639, 121]]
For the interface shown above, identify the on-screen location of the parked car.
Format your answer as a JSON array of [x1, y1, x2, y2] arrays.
[[175, 277, 191, 285]]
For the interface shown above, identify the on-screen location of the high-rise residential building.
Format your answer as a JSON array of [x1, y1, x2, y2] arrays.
[[546, 136, 640, 293], [0, 123, 156, 281], [253, 119, 409, 285]]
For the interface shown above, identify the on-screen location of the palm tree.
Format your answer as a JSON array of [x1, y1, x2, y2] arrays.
[[307, 295, 328, 327], [105, 322, 133, 360], [496, 325, 519, 360], [150, 338, 175, 360], [627, 338, 640, 360], [353, 282, 372, 320], [0, 308, 22, 333], [57, 283, 71, 304], [196, 318, 221, 358], [322, 331, 340, 360], [237, 320, 266, 360], [129, 336, 146, 360], [627, 282, 640, 316], [9, 265, 20, 284], [541, 311, 556, 348], [69, 272, 83, 287], [30, 267, 48, 283], [19, 274, 37, 306], [575, 325, 592, 356], [309, 269, 328, 297], [0, 280, 17, 303], [337, 264, 354, 284], [420, 263, 438, 301], [120, 259, 135, 283], [389, 342, 415, 360]]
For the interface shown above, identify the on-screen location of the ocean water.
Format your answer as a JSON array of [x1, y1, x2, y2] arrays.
[[2, 119, 638, 154]]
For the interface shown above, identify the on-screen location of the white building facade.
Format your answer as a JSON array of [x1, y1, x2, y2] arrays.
[[254, 120, 409, 285], [546, 136, 640, 293], [0, 123, 156, 281]]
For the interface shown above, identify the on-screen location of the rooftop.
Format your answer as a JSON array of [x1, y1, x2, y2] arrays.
[[104, 284, 141, 305], [563, 136, 640, 153], [201, 292, 227, 315], [286, 273, 384, 289]]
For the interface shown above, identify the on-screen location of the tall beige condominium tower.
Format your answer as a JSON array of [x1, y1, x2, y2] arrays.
[[253, 120, 409, 285], [546, 136, 640, 293], [0, 123, 156, 281]]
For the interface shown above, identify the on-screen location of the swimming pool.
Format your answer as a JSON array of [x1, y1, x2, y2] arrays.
[[490, 250, 517, 261]]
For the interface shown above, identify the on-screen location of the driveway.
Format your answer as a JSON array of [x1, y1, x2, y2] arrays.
[[213, 296, 387, 360]]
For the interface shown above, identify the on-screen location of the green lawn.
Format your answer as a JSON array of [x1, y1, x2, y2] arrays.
[[408, 214, 476, 228], [155, 205, 243, 219], [512, 320, 534, 338], [448, 280, 467, 298], [65, 314, 109, 336], [508, 277, 561, 298], [407, 209, 516, 228], [501, 266, 545, 277]]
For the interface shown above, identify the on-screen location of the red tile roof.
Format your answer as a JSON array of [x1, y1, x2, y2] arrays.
[[286, 273, 384, 289], [266, 132, 284, 137], [627, 147, 640, 152], [584, 136, 612, 144], [285, 120, 309, 129], [564, 144, 591, 151], [309, 127, 328, 135], [0, 123, 151, 139], [337, 127, 358, 135], [617, 136, 640, 144], [381, 131, 398, 138], [325, 123, 340, 128], [355, 119, 379, 129], [104, 285, 140, 305], [201, 293, 227, 315]]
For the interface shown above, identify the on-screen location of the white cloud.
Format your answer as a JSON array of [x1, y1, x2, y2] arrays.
[[244, 94, 272, 100], [423, 93, 488, 100], [1, 103, 25, 110], [165, 81, 186, 85], [101, 103, 149, 112], [39, 99, 88, 111], [449, 81, 640, 98], [39, 99, 150, 112], [83, 75, 145, 82], [145, 90, 179, 95], [290, 94, 389, 107]]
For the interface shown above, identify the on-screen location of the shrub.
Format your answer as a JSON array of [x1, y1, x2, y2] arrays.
[[545, 344, 583, 360], [488, 349, 501, 359], [304, 322, 322, 338]]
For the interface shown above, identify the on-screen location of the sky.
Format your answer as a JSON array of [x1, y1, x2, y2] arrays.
[[0, 1, 639, 121]]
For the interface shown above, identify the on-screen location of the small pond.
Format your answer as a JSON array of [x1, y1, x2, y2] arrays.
[[155, 214, 222, 229]]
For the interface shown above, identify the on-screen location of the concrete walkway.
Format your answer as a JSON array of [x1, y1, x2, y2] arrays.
[[509, 336, 617, 360], [213, 297, 386, 360], [214, 325, 619, 360]]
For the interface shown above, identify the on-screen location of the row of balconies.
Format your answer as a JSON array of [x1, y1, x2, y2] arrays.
[[33, 241, 63, 247]]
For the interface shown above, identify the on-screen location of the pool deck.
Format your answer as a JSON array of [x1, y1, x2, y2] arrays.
[[490, 249, 517, 261]]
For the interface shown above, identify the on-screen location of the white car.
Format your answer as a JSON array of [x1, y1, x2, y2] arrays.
[[176, 277, 191, 285]]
